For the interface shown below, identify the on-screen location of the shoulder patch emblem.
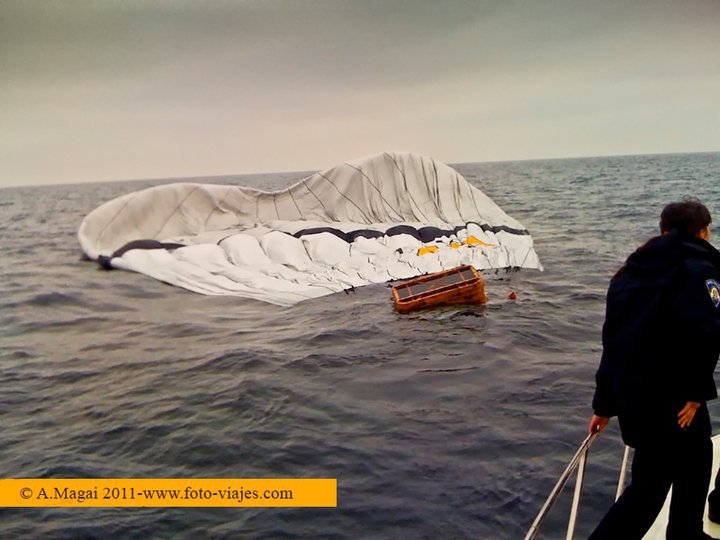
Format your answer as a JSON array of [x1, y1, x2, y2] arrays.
[[707, 279, 720, 308]]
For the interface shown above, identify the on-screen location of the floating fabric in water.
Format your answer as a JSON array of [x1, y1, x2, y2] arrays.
[[78, 152, 542, 306]]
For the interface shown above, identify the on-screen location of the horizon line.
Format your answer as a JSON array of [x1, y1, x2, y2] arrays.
[[2, 149, 718, 190]]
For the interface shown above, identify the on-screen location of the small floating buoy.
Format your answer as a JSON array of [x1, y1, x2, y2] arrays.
[[508, 291, 517, 300]]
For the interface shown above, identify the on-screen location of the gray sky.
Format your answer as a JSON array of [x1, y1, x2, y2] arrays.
[[1, 0, 719, 187]]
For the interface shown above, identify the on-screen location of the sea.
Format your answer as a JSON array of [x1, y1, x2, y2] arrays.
[[1, 152, 719, 540]]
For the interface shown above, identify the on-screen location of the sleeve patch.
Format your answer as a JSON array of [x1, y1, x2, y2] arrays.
[[706, 279, 720, 308]]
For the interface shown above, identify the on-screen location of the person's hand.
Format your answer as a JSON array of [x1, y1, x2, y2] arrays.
[[588, 415, 610, 435], [677, 401, 701, 428]]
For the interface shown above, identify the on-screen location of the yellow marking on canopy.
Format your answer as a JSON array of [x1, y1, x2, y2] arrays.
[[417, 245, 439, 256], [466, 235, 496, 247]]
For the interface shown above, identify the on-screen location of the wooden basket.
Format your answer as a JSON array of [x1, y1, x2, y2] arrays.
[[391, 264, 487, 313]]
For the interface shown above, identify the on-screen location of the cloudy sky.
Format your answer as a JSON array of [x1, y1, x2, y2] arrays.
[[1, 0, 719, 187]]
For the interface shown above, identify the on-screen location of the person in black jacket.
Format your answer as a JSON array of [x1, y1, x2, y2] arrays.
[[588, 199, 720, 540]]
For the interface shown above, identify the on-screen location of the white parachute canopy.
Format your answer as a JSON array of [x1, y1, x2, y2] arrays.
[[78, 152, 542, 306]]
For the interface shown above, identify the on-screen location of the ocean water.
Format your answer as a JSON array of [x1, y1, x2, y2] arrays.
[[1, 152, 719, 539]]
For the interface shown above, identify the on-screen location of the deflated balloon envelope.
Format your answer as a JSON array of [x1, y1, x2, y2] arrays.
[[78, 152, 542, 306]]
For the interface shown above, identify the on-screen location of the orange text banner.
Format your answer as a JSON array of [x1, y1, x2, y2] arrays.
[[0, 479, 337, 507]]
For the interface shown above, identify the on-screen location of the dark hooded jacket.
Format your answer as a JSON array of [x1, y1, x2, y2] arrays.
[[592, 230, 720, 447]]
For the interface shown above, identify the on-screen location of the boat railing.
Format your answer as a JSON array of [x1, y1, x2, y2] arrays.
[[524, 432, 632, 540]]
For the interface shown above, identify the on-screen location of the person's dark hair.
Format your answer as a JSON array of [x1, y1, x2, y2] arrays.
[[659, 198, 711, 237]]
